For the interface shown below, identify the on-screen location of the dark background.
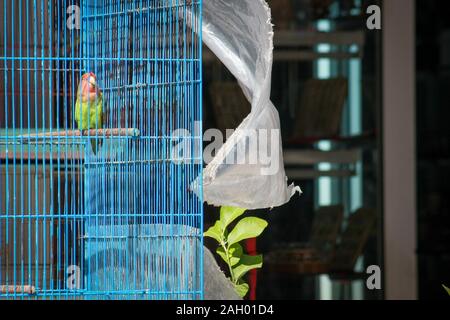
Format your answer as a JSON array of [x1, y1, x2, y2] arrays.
[[416, 0, 450, 300]]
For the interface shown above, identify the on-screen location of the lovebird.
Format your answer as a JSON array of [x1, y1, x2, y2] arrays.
[[75, 72, 103, 154]]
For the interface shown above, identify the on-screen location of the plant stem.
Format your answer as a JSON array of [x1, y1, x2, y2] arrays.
[[221, 241, 236, 284]]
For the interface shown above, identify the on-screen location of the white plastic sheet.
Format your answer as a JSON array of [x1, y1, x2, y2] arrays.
[[192, 0, 301, 209]]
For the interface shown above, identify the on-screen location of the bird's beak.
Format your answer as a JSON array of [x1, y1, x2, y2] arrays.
[[89, 77, 97, 88]]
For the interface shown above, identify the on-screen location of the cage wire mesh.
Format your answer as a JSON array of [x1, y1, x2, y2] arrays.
[[0, 0, 203, 300]]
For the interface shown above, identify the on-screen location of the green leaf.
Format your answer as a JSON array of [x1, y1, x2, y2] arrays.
[[227, 217, 268, 246], [234, 282, 249, 298], [216, 243, 243, 266], [220, 207, 247, 229], [216, 247, 228, 264], [229, 243, 244, 266], [232, 254, 263, 281], [443, 285, 450, 296], [204, 221, 224, 243]]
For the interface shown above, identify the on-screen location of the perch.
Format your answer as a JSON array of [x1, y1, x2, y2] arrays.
[[18, 128, 140, 140], [0, 285, 36, 295]]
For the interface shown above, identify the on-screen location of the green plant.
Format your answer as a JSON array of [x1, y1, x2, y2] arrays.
[[204, 206, 268, 298], [443, 285, 450, 296]]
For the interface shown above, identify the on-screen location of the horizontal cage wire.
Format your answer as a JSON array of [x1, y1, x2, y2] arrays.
[[0, 0, 203, 300]]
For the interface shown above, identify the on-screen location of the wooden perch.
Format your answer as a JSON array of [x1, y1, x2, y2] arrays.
[[0, 285, 36, 295], [18, 128, 140, 140]]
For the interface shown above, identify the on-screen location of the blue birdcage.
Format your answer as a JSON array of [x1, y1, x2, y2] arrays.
[[0, 0, 203, 300]]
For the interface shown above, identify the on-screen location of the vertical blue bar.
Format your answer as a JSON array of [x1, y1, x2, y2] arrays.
[[11, 0, 17, 300], [198, 0, 204, 301]]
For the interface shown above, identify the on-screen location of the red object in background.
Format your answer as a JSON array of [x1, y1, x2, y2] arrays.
[[245, 238, 258, 300]]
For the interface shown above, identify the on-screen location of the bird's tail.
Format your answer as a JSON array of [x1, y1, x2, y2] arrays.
[[90, 138, 102, 155], [80, 130, 102, 155]]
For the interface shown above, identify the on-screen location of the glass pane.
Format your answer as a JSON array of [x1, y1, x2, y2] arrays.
[[203, 0, 383, 300]]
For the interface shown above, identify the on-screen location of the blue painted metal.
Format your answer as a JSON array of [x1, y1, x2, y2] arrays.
[[0, 0, 203, 300]]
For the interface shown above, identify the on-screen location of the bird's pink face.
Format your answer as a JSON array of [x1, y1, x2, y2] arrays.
[[78, 72, 101, 103]]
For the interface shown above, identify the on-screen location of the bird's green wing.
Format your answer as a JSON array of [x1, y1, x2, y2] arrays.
[[75, 100, 89, 130], [74, 99, 81, 129], [96, 95, 103, 129], [88, 95, 103, 130], [75, 100, 91, 130]]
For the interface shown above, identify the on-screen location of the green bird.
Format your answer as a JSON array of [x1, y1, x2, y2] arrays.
[[75, 72, 104, 154]]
